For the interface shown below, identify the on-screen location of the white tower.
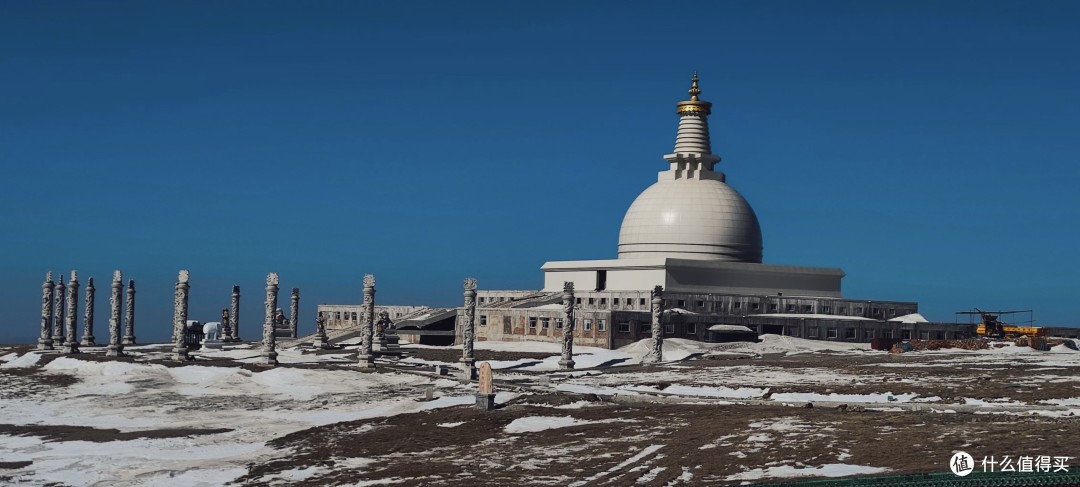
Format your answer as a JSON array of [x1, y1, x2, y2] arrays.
[[617, 74, 763, 262]]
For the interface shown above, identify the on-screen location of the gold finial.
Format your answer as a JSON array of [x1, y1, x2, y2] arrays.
[[676, 72, 711, 116]]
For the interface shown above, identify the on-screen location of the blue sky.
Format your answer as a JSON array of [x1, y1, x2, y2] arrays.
[[2, 1, 1078, 343]]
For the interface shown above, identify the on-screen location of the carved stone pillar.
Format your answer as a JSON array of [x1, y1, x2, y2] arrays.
[[122, 280, 136, 345], [107, 271, 125, 357], [259, 273, 279, 366], [38, 272, 54, 350], [171, 270, 191, 361], [80, 277, 96, 347], [461, 278, 477, 378], [62, 271, 80, 354], [219, 308, 230, 342], [559, 282, 576, 369], [644, 285, 665, 364], [289, 288, 299, 339], [52, 275, 65, 345], [358, 274, 376, 369], [228, 285, 240, 342]]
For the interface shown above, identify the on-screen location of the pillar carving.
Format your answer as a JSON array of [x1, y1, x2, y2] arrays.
[[38, 272, 54, 350], [559, 282, 576, 369], [171, 270, 191, 361], [259, 273, 279, 366], [289, 288, 299, 339], [358, 274, 376, 369], [645, 285, 664, 363], [461, 278, 477, 377], [52, 275, 64, 345], [62, 271, 80, 354], [80, 277, 96, 347], [228, 285, 240, 341], [122, 280, 136, 345], [107, 271, 125, 357]]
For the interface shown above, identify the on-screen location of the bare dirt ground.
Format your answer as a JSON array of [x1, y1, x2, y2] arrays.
[[2, 340, 1079, 486]]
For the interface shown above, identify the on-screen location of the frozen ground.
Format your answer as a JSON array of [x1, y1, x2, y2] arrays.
[[0, 335, 1078, 486]]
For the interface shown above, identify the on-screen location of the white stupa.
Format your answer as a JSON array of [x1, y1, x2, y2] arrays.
[[542, 74, 845, 297]]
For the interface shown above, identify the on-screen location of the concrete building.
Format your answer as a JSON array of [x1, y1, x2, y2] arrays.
[[320, 75, 971, 348]]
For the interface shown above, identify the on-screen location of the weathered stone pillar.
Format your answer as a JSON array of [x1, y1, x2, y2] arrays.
[[475, 362, 495, 410], [228, 285, 240, 342], [38, 272, 55, 350], [644, 285, 665, 364], [289, 288, 299, 339], [171, 270, 191, 361], [461, 278, 477, 378], [106, 271, 125, 357], [258, 273, 279, 366], [52, 275, 65, 345], [220, 308, 230, 342], [357, 274, 376, 369], [122, 280, 136, 345], [559, 282, 576, 369], [80, 277, 96, 347], [62, 271, 80, 354]]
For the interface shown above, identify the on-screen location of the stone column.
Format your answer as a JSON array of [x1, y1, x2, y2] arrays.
[[80, 277, 96, 347], [220, 308, 230, 342], [122, 280, 136, 345], [645, 285, 665, 364], [52, 275, 65, 345], [461, 278, 477, 378], [259, 273, 280, 366], [38, 272, 54, 350], [228, 285, 240, 342], [62, 271, 80, 354], [171, 270, 191, 361], [358, 274, 376, 369], [289, 288, 299, 339], [106, 271, 125, 357], [559, 282, 576, 369]]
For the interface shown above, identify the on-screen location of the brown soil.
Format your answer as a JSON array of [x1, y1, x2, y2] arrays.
[[0, 423, 232, 443]]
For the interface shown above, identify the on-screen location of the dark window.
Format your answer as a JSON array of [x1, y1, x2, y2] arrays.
[[612, 298, 619, 305], [902, 329, 912, 340], [639, 298, 646, 306], [541, 318, 550, 329], [823, 306, 831, 313], [664, 323, 674, 334], [617, 321, 630, 332], [600, 298, 607, 305], [640, 322, 651, 332], [827, 328, 838, 338], [769, 303, 778, 311], [352, 312, 358, 321], [555, 318, 563, 329], [808, 327, 819, 338], [696, 300, 704, 308], [677, 299, 685, 308], [883, 329, 894, 339], [598, 319, 607, 332], [335, 312, 341, 320], [855, 306, 864, 314], [588, 298, 595, 305], [753, 302, 761, 311], [479, 297, 485, 303], [865, 329, 875, 339], [844, 328, 856, 339], [889, 308, 896, 316], [802, 305, 812, 313], [872, 308, 881, 316], [686, 323, 696, 334], [480, 315, 487, 326], [584, 319, 592, 331], [528, 318, 537, 329], [787, 304, 795, 312], [919, 330, 930, 340], [838, 307, 847, 314], [576, 297, 581, 305], [786, 326, 799, 337], [734, 302, 742, 309]]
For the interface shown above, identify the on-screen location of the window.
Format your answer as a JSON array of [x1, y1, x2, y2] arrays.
[[663, 299, 670, 307], [612, 298, 619, 305], [479, 297, 485, 303], [677, 299, 685, 308], [480, 315, 488, 326], [872, 308, 881, 316], [889, 308, 896, 317], [588, 298, 595, 305], [664, 323, 675, 334], [787, 304, 795, 312], [902, 330, 912, 340], [752, 302, 761, 311], [584, 319, 592, 331], [617, 321, 630, 332], [540, 318, 550, 329], [734, 302, 742, 309], [528, 317, 537, 329], [865, 329, 875, 339], [598, 319, 606, 332], [555, 318, 563, 329], [686, 323, 697, 334], [600, 298, 607, 305], [838, 307, 847, 314], [640, 322, 650, 332], [352, 312, 358, 321], [883, 329, 894, 339], [808, 327, 819, 338], [855, 306, 864, 314], [802, 305, 812, 313], [844, 328, 856, 339], [769, 303, 778, 311], [576, 297, 581, 305], [823, 306, 831, 313], [335, 312, 341, 320], [827, 328, 838, 339], [696, 300, 704, 308], [786, 326, 799, 337], [639, 298, 646, 306]]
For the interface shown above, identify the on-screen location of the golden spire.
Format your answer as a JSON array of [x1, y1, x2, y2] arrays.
[[676, 72, 711, 115]]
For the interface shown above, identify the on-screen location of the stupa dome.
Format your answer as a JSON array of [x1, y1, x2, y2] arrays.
[[617, 74, 763, 263]]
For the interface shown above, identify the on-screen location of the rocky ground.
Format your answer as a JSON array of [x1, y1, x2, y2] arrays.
[[1, 336, 1078, 486]]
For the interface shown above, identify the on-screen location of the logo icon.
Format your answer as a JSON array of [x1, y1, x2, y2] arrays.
[[951, 451, 975, 476]]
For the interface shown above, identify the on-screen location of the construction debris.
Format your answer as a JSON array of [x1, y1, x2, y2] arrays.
[[888, 338, 989, 353]]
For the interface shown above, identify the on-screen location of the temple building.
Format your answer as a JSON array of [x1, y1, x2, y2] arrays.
[[318, 75, 973, 347]]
